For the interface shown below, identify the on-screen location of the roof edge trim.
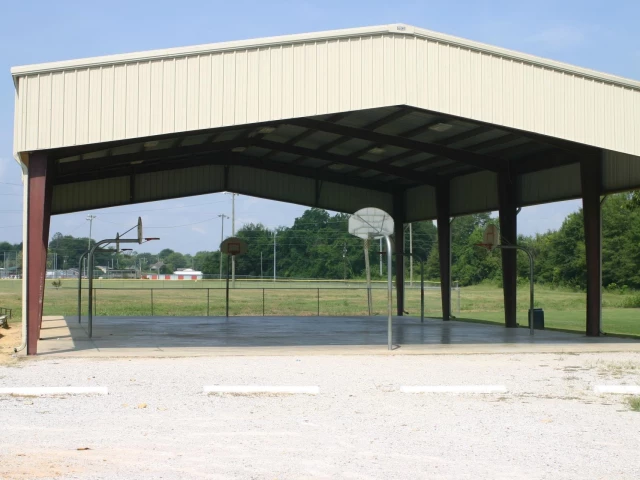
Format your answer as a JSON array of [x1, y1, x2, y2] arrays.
[[11, 23, 640, 90]]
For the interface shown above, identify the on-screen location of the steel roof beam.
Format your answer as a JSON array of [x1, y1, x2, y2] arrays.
[[290, 108, 413, 166], [54, 151, 399, 194], [402, 105, 601, 158], [289, 117, 505, 173], [254, 140, 439, 186], [55, 137, 258, 177]]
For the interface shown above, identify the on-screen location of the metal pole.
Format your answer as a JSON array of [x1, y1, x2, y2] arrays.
[[409, 223, 413, 288], [151, 289, 154, 316], [262, 288, 265, 316], [77, 251, 88, 323], [231, 193, 237, 288], [260, 252, 263, 280], [600, 195, 608, 334], [86, 214, 96, 277], [496, 245, 535, 336], [218, 214, 228, 281], [226, 255, 230, 316], [273, 232, 277, 283], [421, 257, 424, 323], [207, 288, 210, 316], [88, 250, 94, 337], [379, 238, 383, 276], [385, 235, 393, 350], [317, 288, 320, 316], [457, 281, 461, 316], [364, 239, 372, 315]]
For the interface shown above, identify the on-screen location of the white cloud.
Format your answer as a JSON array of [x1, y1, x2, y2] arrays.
[[191, 226, 206, 234], [527, 26, 586, 50]]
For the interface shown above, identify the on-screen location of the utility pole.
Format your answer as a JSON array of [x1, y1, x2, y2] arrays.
[[230, 193, 238, 287], [273, 232, 277, 282], [218, 213, 229, 280], [343, 242, 347, 281], [86, 214, 96, 277], [409, 223, 413, 288]]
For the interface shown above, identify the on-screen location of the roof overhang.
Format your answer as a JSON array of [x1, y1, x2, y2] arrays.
[[11, 24, 640, 221]]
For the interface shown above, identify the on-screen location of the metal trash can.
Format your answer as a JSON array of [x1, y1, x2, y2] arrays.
[[528, 308, 545, 330]]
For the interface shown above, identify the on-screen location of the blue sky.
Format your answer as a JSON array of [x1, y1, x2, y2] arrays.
[[1, 0, 639, 254]]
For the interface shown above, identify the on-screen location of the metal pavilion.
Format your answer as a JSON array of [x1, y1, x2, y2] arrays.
[[11, 24, 640, 354]]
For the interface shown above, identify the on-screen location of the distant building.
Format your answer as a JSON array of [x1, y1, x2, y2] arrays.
[[142, 268, 203, 281]]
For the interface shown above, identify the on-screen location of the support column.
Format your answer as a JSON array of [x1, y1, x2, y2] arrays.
[[498, 172, 518, 328], [26, 153, 53, 355], [581, 156, 602, 337], [393, 193, 405, 316], [436, 182, 451, 320]]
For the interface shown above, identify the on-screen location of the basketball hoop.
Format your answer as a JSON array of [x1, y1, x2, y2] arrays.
[[220, 237, 248, 256], [476, 224, 499, 251]]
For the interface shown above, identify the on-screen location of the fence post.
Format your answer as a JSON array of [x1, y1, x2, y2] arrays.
[[94, 288, 97, 316], [262, 288, 265, 316], [207, 288, 210, 317], [317, 288, 320, 316], [151, 289, 154, 316], [456, 281, 461, 316]]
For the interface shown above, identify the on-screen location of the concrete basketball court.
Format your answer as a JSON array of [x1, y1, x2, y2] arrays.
[[34, 314, 640, 357]]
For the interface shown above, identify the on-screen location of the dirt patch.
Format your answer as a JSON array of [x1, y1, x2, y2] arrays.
[[0, 449, 83, 479], [0, 325, 22, 365]]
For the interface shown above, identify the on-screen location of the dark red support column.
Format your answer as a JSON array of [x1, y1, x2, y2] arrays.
[[393, 193, 405, 316], [27, 152, 53, 355], [498, 172, 518, 328], [581, 156, 602, 337], [436, 182, 451, 320]]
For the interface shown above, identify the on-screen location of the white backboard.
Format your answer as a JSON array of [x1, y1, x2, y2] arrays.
[[348, 208, 394, 240]]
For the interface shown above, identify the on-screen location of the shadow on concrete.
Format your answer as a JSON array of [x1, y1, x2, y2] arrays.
[[34, 314, 639, 357]]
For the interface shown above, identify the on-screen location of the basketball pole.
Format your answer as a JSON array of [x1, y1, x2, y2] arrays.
[[226, 254, 230, 317], [364, 239, 372, 315]]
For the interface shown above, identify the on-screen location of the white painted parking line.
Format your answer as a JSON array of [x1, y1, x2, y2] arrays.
[[593, 385, 640, 394], [204, 386, 319, 395], [0, 387, 108, 396], [400, 385, 507, 394]]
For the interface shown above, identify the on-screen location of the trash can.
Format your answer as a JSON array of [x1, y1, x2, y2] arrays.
[[528, 308, 544, 330]]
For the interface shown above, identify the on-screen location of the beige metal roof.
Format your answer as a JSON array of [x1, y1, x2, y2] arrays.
[[13, 23, 640, 158], [11, 24, 640, 221]]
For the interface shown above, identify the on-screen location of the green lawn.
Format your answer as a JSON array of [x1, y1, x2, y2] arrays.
[[1, 279, 639, 336]]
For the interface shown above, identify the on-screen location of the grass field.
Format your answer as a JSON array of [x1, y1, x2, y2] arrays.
[[0, 278, 639, 336]]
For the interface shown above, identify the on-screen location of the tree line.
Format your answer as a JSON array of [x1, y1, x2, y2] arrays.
[[3, 192, 640, 289]]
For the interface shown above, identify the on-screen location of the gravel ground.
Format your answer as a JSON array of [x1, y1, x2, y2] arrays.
[[1, 352, 640, 479]]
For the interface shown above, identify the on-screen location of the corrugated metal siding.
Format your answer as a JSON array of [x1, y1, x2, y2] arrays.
[[450, 171, 498, 216], [228, 166, 314, 206], [518, 163, 581, 206], [52, 176, 129, 214], [318, 182, 393, 214], [602, 150, 640, 192], [135, 165, 225, 203], [14, 30, 640, 159], [405, 185, 437, 222], [50, 163, 392, 215]]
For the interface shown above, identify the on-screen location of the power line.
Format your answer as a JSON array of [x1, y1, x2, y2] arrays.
[[146, 216, 221, 229], [0, 181, 22, 186]]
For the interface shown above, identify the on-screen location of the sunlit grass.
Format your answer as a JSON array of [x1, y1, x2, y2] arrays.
[[0, 279, 639, 336]]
